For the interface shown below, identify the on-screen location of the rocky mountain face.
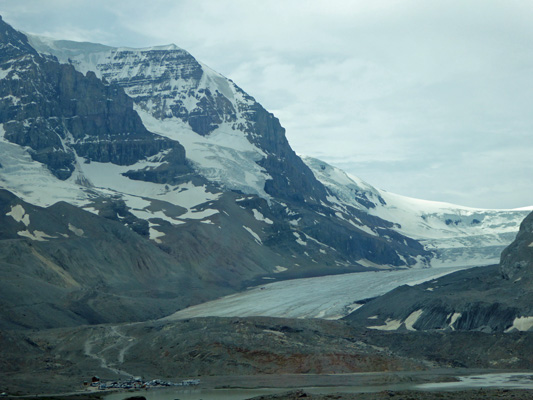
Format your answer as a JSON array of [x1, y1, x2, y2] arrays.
[[344, 211, 533, 333], [500, 211, 533, 281], [4, 24, 437, 274], [0, 17, 188, 181], [31, 37, 327, 204]]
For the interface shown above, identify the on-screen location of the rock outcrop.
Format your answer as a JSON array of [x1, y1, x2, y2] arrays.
[[500, 211, 533, 281]]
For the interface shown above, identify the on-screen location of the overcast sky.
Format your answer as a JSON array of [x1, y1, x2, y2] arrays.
[[2, 0, 532, 208]]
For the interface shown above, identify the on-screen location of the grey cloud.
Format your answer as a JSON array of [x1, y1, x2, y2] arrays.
[[1, 0, 532, 208]]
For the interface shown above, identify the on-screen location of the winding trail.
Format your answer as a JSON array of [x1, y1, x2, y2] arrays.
[[83, 324, 138, 378]]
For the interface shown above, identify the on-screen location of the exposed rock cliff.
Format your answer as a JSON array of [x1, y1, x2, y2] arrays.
[[0, 17, 188, 180], [39, 40, 328, 203], [500, 211, 533, 281]]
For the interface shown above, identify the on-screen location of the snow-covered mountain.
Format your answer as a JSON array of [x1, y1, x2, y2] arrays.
[[304, 156, 531, 267], [25, 32, 530, 270], [1, 24, 436, 276], [27, 35, 324, 203], [0, 16, 444, 329], [0, 15, 530, 331]]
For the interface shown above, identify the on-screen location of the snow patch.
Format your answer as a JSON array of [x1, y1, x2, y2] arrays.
[[136, 111, 272, 200], [345, 303, 363, 314], [252, 209, 273, 224], [505, 316, 533, 332], [0, 128, 90, 208], [404, 309, 423, 331], [356, 258, 388, 269], [6, 204, 30, 226], [179, 208, 219, 220], [243, 225, 262, 244], [0, 66, 13, 79], [81, 159, 221, 223], [17, 230, 55, 241], [351, 221, 377, 236], [448, 312, 462, 330], [68, 223, 84, 237], [274, 266, 287, 273], [368, 318, 403, 331], [149, 225, 165, 244], [293, 232, 307, 246]]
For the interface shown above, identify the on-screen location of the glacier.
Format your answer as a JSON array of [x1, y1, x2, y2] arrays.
[[167, 266, 470, 320]]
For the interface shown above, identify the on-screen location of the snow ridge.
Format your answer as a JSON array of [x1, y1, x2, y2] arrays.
[[304, 156, 531, 267]]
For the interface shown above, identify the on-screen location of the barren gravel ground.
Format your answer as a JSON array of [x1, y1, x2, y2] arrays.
[[248, 389, 533, 400]]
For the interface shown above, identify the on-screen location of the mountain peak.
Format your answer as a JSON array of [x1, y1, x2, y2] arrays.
[[27, 34, 189, 61], [0, 16, 39, 62], [121, 43, 183, 52]]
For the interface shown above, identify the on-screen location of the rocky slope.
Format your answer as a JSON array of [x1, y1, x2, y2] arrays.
[[3, 315, 533, 395], [0, 188, 234, 330], [500, 209, 533, 281], [344, 211, 533, 333]]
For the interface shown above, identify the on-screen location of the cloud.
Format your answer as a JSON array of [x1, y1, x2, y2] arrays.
[[2, 0, 532, 208]]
